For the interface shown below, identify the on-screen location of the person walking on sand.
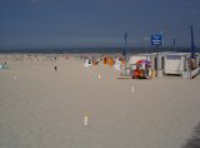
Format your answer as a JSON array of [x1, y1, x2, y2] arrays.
[[54, 65, 57, 72]]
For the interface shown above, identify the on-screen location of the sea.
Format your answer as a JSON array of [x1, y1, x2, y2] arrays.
[[0, 47, 199, 54]]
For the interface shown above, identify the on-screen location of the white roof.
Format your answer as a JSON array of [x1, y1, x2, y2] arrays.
[[158, 52, 191, 56], [128, 52, 193, 57], [128, 53, 157, 57]]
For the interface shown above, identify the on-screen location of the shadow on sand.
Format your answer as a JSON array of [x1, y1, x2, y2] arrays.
[[183, 122, 200, 148]]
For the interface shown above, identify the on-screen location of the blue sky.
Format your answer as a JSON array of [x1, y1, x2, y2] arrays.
[[0, 0, 200, 49]]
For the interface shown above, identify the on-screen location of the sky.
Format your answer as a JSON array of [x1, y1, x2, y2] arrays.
[[0, 0, 200, 49]]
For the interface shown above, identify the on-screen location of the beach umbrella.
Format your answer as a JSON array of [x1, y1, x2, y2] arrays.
[[136, 59, 151, 65]]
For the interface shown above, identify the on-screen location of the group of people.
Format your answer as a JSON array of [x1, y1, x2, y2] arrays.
[[132, 63, 152, 79], [83, 55, 153, 79], [132, 59, 152, 79], [84, 58, 100, 67], [84, 56, 126, 69]]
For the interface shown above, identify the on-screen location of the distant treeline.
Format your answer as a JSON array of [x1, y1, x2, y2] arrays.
[[0, 47, 199, 54]]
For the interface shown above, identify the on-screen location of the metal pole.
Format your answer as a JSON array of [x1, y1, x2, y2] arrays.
[[190, 25, 195, 58], [173, 39, 176, 51], [173, 39, 176, 48], [160, 32, 164, 48], [123, 32, 128, 57]]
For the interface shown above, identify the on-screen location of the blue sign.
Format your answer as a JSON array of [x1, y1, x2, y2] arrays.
[[151, 34, 162, 46]]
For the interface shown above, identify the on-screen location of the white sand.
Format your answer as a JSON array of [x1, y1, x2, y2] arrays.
[[0, 54, 200, 148]]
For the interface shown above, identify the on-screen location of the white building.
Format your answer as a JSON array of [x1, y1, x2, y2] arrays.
[[127, 52, 200, 79], [161, 52, 191, 75]]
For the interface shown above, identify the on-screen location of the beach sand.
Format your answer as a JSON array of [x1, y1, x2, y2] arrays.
[[0, 54, 200, 148]]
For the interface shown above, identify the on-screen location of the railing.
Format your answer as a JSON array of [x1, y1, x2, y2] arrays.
[[191, 67, 200, 79]]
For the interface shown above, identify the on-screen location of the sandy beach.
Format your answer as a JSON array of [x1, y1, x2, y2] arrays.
[[0, 54, 200, 148]]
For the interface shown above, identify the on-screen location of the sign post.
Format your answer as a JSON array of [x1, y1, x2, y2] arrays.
[[151, 33, 163, 77], [151, 33, 162, 52]]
